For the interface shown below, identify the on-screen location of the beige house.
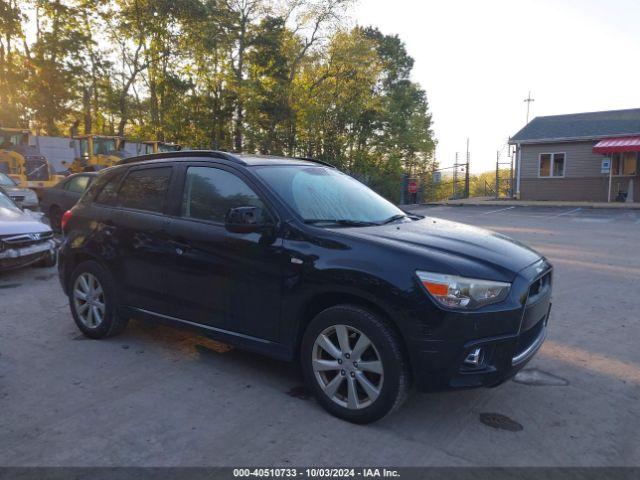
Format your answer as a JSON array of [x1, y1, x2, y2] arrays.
[[510, 108, 640, 202]]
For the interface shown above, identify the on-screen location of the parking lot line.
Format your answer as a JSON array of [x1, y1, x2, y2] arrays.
[[552, 207, 582, 217], [571, 217, 613, 223], [481, 206, 516, 215]]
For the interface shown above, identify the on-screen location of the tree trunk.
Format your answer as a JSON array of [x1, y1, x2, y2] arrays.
[[233, 16, 247, 152], [83, 87, 92, 134]]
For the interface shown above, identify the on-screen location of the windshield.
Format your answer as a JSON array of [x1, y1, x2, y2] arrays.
[[0, 172, 17, 186], [0, 132, 26, 148], [254, 165, 404, 225], [25, 157, 50, 180], [94, 138, 117, 155]]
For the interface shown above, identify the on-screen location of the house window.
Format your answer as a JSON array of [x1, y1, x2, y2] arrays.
[[539, 153, 565, 177], [611, 152, 637, 176]]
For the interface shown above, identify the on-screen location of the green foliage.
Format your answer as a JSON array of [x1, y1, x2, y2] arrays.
[[421, 168, 514, 202], [0, 0, 435, 202]]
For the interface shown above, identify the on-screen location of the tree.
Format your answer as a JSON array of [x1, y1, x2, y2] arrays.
[[26, 0, 91, 134], [0, 0, 27, 126], [4, 0, 436, 203]]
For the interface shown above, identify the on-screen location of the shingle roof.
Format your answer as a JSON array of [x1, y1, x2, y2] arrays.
[[510, 108, 640, 143]]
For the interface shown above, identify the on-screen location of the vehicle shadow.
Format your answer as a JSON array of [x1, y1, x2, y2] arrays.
[[119, 318, 496, 430], [124, 318, 305, 387]]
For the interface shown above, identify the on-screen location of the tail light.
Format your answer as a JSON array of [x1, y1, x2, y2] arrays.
[[61, 209, 73, 233]]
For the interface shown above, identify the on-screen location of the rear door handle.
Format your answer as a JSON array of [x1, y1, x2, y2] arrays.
[[103, 220, 116, 236], [171, 239, 191, 255]]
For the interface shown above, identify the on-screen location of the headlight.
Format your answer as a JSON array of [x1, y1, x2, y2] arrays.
[[25, 190, 38, 202], [416, 271, 511, 309]]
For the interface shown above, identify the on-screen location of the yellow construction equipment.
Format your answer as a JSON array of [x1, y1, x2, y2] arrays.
[[0, 127, 63, 189], [142, 140, 182, 154], [66, 134, 127, 172]]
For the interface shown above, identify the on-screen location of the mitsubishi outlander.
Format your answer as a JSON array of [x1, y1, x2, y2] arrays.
[[58, 151, 552, 423]]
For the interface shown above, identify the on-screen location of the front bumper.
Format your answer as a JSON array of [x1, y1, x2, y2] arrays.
[[0, 239, 56, 271], [409, 260, 553, 392]]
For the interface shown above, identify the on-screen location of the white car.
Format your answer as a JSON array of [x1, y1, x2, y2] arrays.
[[0, 189, 57, 271], [0, 172, 40, 210]]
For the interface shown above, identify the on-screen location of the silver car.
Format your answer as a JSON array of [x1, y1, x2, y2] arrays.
[[0, 172, 40, 210], [0, 189, 57, 271]]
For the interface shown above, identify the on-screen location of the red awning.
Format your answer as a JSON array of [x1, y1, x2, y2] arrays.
[[593, 136, 640, 154]]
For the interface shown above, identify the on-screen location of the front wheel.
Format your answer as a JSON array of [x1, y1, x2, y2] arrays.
[[301, 305, 410, 424]]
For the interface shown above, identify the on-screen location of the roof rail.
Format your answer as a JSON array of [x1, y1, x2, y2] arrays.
[[116, 150, 336, 169], [293, 156, 335, 168], [116, 150, 243, 166]]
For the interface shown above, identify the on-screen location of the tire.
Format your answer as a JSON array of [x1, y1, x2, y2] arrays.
[[49, 205, 63, 233], [68, 260, 128, 339], [301, 304, 410, 424], [35, 248, 57, 268]]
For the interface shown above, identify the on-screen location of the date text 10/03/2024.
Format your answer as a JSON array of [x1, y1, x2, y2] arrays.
[[232, 468, 400, 478]]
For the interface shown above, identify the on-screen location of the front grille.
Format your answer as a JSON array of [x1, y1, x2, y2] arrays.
[[0, 231, 54, 250], [10, 195, 25, 203], [527, 270, 551, 305]]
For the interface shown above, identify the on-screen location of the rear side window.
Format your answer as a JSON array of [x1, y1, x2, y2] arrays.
[[93, 170, 125, 206], [118, 167, 172, 213], [64, 175, 91, 193], [181, 166, 264, 223]]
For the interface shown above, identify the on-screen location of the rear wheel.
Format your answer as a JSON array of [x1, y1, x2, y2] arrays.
[[69, 261, 128, 339], [301, 305, 410, 424]]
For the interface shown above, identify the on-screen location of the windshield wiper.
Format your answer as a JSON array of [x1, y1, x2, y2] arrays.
[[380, 214, 408, 225], [27, 163, 47, 176], [304, 219, 379, 227]]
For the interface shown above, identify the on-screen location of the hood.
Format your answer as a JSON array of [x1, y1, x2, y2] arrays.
[[2, 185, 35, 197], [6, 145, 41, 157], [0, 206, 51, 236], [336, 217, 542, 281]]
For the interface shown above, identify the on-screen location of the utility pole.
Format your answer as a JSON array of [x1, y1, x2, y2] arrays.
[[510, 145, 514, 197], [495, 151, 500, 199], [465, 138, 470, 198], [524, 91, 535, 124], [453, 152, 459, 198]]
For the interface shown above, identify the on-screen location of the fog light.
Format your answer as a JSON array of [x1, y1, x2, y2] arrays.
[[464, 348, 483, 367]]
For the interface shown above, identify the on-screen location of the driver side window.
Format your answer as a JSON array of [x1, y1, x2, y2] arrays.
[[181, 166, 265, 223]]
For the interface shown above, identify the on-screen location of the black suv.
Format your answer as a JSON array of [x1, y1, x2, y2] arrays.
[[59, 151, 552, 423]]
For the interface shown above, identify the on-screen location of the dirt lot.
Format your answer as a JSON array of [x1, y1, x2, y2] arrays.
[[0, 205, 638, 466]]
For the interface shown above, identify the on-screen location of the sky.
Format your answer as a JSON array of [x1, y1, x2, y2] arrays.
[[352, 0, 640, 173]]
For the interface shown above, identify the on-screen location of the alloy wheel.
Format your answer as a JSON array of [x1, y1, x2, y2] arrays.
[[73, 272, 106, 328], [311, 324, 384, 410]]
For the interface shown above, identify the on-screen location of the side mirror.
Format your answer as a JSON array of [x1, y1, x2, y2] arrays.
[[225, 206, 271, 234]]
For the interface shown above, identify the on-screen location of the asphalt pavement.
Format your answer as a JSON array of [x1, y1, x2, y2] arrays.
[[0, 205, 638, 466]]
